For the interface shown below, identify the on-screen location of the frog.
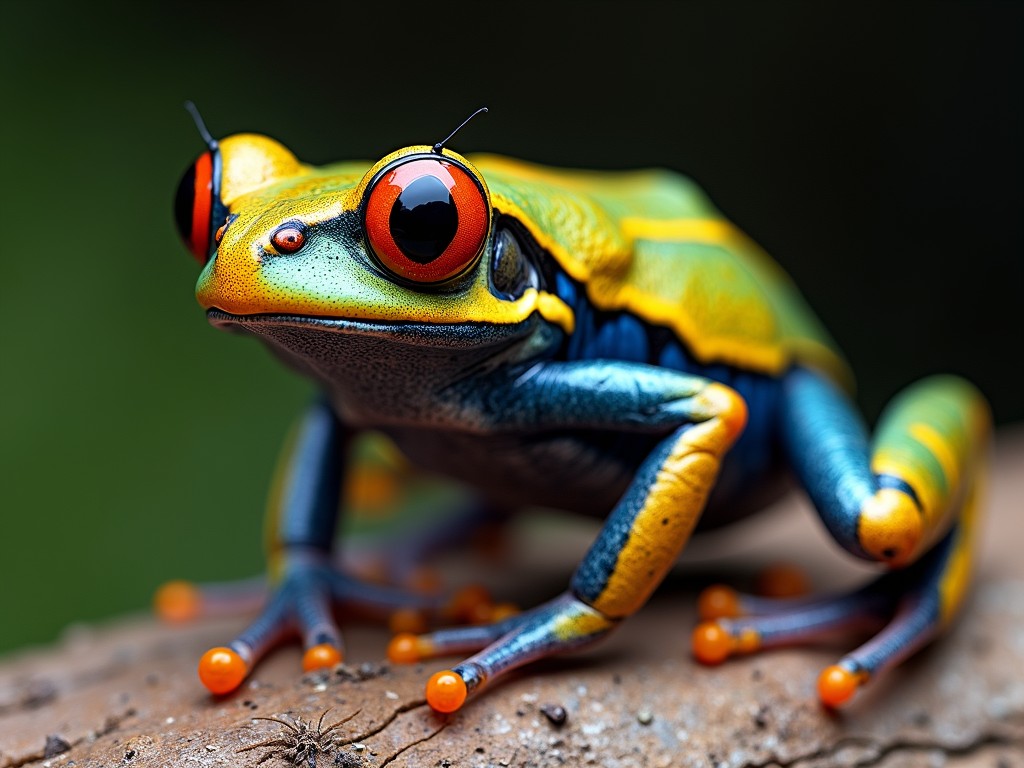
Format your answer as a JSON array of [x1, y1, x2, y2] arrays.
[[163, 107, 990, 714]]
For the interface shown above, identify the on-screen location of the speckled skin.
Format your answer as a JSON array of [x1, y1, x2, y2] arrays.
[[172, 132, 991, 708]]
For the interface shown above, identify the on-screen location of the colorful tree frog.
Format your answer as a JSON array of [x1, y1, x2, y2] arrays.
[[163, 109, 990, 714]]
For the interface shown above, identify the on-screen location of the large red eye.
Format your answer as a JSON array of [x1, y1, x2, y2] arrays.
[[174, 150, 225, 263], [363, 157, 489, 284]]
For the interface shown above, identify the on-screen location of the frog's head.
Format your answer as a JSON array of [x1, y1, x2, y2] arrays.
[[174, 129, 571, 413], [175, 133, 569, 331]]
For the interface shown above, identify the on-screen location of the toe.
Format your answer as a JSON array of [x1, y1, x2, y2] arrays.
[[302, 643, 343, 671], [818, 664, 865, 707], [198, 646, 248, 695], [154, 580, 201, 623], [426, 670, 468, 713]]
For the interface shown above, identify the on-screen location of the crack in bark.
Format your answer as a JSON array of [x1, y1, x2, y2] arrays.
[[378, 721, 447, 767], [335, 699, 427, 747], [742, 732, 1024, 768], [2, 707, 136, 768]]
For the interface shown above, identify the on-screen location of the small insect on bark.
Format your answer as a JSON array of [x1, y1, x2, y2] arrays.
[[237, 709, 361, 767]]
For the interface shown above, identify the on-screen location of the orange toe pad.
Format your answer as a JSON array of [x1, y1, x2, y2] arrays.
[[818, 664, 862, 707], [303, 643, 343, 671], [198, 647, 246, 695], [426, 670, 467, 713]]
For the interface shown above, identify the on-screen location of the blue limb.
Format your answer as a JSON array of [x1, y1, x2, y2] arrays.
[[780, 368, 987, 565], [192, 400, 442, 695], [393, 362, 748, 712]]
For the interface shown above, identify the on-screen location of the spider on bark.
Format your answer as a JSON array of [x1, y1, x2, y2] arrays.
[[237, 708, 362, 766]]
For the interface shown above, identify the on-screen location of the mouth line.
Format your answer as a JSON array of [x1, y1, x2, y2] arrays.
[[205, 308, 532, 346]]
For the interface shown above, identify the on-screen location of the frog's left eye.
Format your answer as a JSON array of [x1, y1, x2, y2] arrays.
[[174, 149, 226, 264], [363, 156, 489, 285]]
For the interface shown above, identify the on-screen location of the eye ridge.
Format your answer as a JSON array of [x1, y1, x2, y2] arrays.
[[388, 175, 459, 265]]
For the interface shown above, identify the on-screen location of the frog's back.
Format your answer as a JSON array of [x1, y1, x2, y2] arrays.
[[471, 154, 848, 383]]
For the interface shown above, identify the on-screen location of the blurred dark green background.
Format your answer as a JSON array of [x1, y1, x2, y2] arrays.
[[1, 2, 1021, 655]]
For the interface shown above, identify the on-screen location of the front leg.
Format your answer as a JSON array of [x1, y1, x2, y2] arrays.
[[388, 363, 748, 712], [194, 400, 438, 695]]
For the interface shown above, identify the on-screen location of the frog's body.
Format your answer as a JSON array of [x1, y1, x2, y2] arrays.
[[203, 149, 837, 524], [165, 128, 990, 712]]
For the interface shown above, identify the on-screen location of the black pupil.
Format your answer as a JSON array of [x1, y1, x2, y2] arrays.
[[389, 174, 458, 264]]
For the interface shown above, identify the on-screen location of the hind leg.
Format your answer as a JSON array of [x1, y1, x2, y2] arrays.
[[693, 368, 989, 706]]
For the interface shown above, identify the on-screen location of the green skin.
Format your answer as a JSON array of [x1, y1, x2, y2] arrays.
[[171, 134, 990, 710]]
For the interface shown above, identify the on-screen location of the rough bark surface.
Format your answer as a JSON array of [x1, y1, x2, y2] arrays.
[[2, 431, 1022, 768]]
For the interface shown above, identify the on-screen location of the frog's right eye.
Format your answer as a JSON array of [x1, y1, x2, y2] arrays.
[[174, 149, 226, 263], [363, 155, 490, 285]]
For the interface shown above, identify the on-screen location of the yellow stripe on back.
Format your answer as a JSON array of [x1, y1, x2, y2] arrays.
[[473, 155, 849, 382]]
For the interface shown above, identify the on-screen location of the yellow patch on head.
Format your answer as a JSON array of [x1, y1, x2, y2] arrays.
[[218, 134, 306, 206]]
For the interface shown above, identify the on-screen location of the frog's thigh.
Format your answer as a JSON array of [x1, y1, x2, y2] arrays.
[[572, 382, 748, 618], [781, 368, 990, 569]]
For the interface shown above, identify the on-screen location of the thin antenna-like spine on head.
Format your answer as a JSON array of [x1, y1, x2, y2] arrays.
[[184, 100, 218, 151], [432, 106, 488, 154]]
